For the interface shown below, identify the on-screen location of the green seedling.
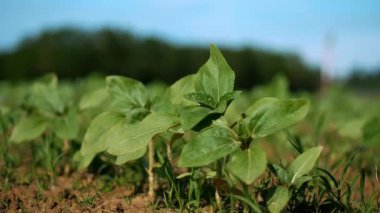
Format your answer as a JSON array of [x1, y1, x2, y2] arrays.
[[9, 74, 80, 185], [0, 41, 378, 211], [79, 44, 323, 212]]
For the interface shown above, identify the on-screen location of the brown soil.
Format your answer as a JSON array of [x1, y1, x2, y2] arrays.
[[0, 172, 166, 212]]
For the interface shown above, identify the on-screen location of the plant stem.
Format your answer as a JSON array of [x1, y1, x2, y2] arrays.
[[148, 139, 155, 200], [0, 118, 13, 184], [215, 159, 223, 210], [166, 141, 174, 166], [0, 134, 12, 187], [63, 139, 70, 175], [45, 136, 55, 188], [215, 189, 222, 210]]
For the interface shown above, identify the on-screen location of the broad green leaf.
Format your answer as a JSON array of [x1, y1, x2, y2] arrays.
[[227, 143, 267, 184], [245, 98, 310, 138], [293, 175, 313, 188], [265, 186, 290, 213], [268, 164, 289, 184], [150, 98, 177, 115], [52, 109, 79, 140], [31, 80, 65, 115], [224, 93, 251, 125], [219, 91, 242, 105], [213, 91, 242, 114], [115, 146, 147, 165], [235, 120, 252, 139], [168, 74, 195, 105], [146, 82, 168, 100], [212, 116, 230, 128], [10, 114, 47, 143], [337, 118, 367, 139], [362, 117, 380, 146], [184, 93, 217, 108], [58, 82, 75, 104], [38, 73, 58, 85], [107, 112, 178, 156], [178, 126, 240, 167], [179, 105, 213, 130], [250, 74, 289, 100], [244, 97, 277, 116], [0, 106, 10, 115], [124, 107, 150, 124], [73, 151, 95, 169], [288, 146, 323, 184], [81, 111, 126, 156], [194, 44, 235, 101], [79, 88, 108, 110], [106, 76, 149, 114]]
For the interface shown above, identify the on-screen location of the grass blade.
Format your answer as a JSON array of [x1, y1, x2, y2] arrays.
[[231, 194, 262, 213], [360, 168, 366, 204]]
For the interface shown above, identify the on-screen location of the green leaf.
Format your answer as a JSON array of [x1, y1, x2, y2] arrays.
[[224, 93, 251, 125], [146, 82, 168, 100], [362, 117, 380, 146], [31, 79, 65, 115], [168, 74, 195, 105], [179, 105, 213, 130], [178, 126, 240, 167], [235, 120, 251, 139], [73, 151, 95, 169], [106, 76, 149, 114], [227, 143, 267, 184], [231, 194, 262, 213], [264, 186, 290, 213], [80, 111, 126, 156], [115, 146, 147, 165], [245, 98, 310, 138], [107, 112, 178, 156], [10, 114, 47, 143], [293, 175, 313, 188], [52, 109, 79, 140], [213, 91, 242, 114], [184, 92, 217, 108], [244, 97, 277, 114], [288, 146, 323, 184], [268, 164, 289, 184], [220, 91, 241, 104], [150, 98, 177, 116], [337, 118, 366, 139], [194, 44, 235, 101], [38, 73, 58, 86], [79, 88, 108, 110], [124, 107, 151, 124]]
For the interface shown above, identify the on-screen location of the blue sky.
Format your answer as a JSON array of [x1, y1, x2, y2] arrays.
[[1, 0, 380, 76]]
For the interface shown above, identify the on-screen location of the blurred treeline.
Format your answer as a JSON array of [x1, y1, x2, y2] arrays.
[[0, 28, 321, 90], [347, 70, 380, 91]]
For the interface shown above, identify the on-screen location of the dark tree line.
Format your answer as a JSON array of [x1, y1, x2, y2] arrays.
[[346, 69, 380, 90], [0, 28, 320, 91]]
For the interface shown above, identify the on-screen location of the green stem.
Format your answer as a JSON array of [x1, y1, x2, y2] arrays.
[[43, 134, 54, 188], [215, 159, 223, 210], [166, 141, 174, 166], [148, 139, 155, 200], [215, 189, 222, 210], [0, 118, 12, 180]]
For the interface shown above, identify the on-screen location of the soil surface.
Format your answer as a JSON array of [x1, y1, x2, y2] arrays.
[[0, 172, 164, 213]]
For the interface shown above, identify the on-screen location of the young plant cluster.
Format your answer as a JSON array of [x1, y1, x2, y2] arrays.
[[1, 45, 378, 212], [79, 45, 323, 212], [4, 74, 80, 185]]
